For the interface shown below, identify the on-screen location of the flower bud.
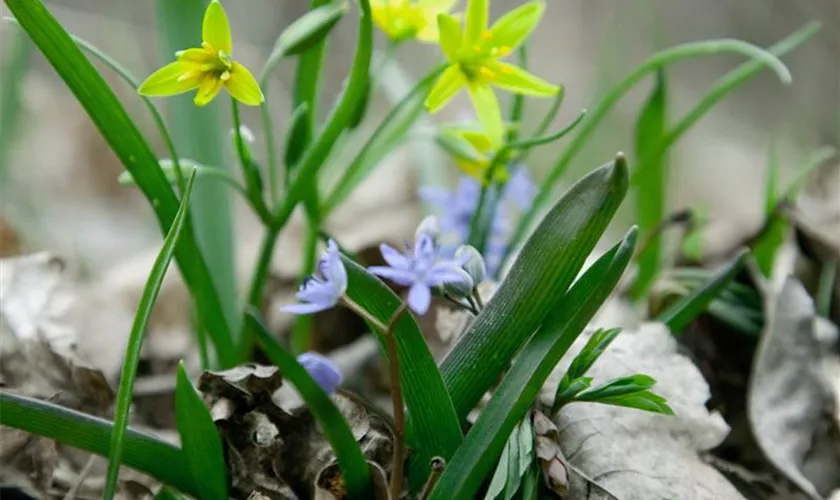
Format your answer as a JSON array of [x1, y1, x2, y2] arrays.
[[415, 215, 441, 242], [441, 267, 475, 298], [455, 245, 486, 286]]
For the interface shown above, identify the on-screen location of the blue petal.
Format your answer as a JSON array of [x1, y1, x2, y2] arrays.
[[407, 282, 432, 315], [369, 266, 416, 286], [380, 243, 411, 270], [297, 351, 343, 394], [282, 301, 332, 315]]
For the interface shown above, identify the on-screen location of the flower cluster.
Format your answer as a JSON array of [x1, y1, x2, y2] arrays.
[[138, 0, 263, 107], [420, 167, 536, 275]]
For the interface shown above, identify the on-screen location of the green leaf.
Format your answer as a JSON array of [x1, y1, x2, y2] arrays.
[[263, 2, 348, 74], [436, 129, 487, 164], [118, 159, 248, 198], [154, 487, 186, 500], [323, 66, 443, 214], [0, 26, 31, 182], [250, 312, 372, 498], [426, 228, 637, 500], [440, 156, 629, 421], [505, 25, 818, 269], [175, 362, 228, 500], [341, 257, 463, 479], [578, 388, 674, 415], [155, 0, 240, 343], [630, 69, 668, 299], [552, 377, 593, 412], [4, 0, 238, 367], [347, 77, 371, 130], [565, 327, 621, 381], [484, 416, 534, 500], [284, 102, 311, 171], [753, 145, 785, 276], [575, 374, 657, 400], [657, 249, 748, 333], [0, 392, 197, 497], [104, 170, 197, 500]]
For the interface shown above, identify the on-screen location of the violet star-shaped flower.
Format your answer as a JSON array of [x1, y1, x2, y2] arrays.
[[282, 239, 347, 315], [369, 218, 473, 315], [297, 351, 343, 395]]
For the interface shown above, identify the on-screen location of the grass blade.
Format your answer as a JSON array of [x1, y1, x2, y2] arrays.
[[657, 249, 748, 333], [341, 257, 463, 478], [629, 69, 668, 299], [506, 27, 816, 268], [250, 312, 372, 498], [0, 391, 196, 496], [155, 0, 239, 342], [428, 229, 637, 499], [4, 0, 239, 366], [440, 156, 629, 421], [0, 27, 32, 181], [175, 362, 228, 499], [104, 171, 197, 499]]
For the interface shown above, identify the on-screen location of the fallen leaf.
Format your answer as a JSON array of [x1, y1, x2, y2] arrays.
[[747, 278, 840, 499]]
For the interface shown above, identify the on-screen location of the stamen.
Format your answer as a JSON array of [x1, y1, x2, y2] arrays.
[[501, 65, 514, 75], [478, 66, 496, 79], [498, 45, 512, 56], [220, 71, 231, 82], [177, 71, 195, 83], [480, 30, 493, 40]]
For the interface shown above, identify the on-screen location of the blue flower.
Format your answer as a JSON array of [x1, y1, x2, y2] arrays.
[[419, 167, 536, 276], [282, 239, 347, 315], [369, 216, 473, 315], [297, 351, 343, 395]]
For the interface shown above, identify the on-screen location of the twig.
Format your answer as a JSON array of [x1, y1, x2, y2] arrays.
[[418, 457, 446, 499], [63, 455, 98, 500]]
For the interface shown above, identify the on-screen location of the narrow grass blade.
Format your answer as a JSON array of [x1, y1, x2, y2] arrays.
[[104, 171, 197, 499], [342, 257, 463, 476], [506, 28, 815, 267], [0, 27, 32, 179], [263, 2, 348, 65], [175, 362, 228, 499], [658, 249, 748, 333], [322, 65, 443, 214], [4, 0, 238, 365], [629, 69, 668, 299], [155, 0, 239, 340], [440, 156, 629, 421], [0, 391, 196, 496], [251, 312, 372, 498], [752, 145, 785, 276], [427, 229, 637, 500]]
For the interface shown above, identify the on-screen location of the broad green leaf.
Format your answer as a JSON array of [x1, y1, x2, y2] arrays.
[[4, 0, 238, 366], [250, 312, 372, 498], [322, 65, 443, 214], [440, 156, 629, 421], [262, 2, 348, 78], [505, 26, 817, 268], [175, 362, 228, 499], [284, 102, 311, 171], [629, 69, 668, 299], [347, 76, 371, 130], [154, 487, 186, 500], [341, 257, 463, 480], [155, 0, 240, 343], [105, 171, 197, 500], [0, 392, 196, 496], [427, 228, 637, 500], [657, 249, 748, 333]]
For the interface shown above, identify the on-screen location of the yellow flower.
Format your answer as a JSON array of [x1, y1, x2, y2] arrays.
[[438, 122, 511, 182], [424, 0, 558, 147], [371, 0, 457, 43], [138, 0, 263, 107]]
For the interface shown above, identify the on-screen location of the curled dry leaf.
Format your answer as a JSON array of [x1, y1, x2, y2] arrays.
[[197, 364, 394, 499], [542, 322, 744, 500], [747, 278, 840, 499], [314, 461, 390, 500]]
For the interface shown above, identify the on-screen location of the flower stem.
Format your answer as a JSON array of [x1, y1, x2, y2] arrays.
[[385, 302, 409, 498], [239, 224, 281, 359]]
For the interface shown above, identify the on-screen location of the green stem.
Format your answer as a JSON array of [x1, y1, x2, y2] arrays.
[[386, 302, 410, 498], [240, 225, 281, 360], [506, 45, 528, 142], [260, 101, 280, 205], [231, 98, 271, 219], [503, 29, 814, 269]]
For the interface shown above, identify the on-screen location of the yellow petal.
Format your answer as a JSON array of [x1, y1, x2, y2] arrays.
[[484, 61, 558, 96], [463, 0, 488, 49], [487, 0, 545, 53], [138, 61, 204, 97], [424, 65, 466, 113], [466, 82, 503, 147], [203, 0, 232, 55], [436, 13, 463, 59], [225, 61, 264, 106], [194, 76, 225, 107], [176, 47, 215, 63]]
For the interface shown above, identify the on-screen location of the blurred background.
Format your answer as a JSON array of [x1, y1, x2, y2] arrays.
[[0, 0, 838, 279]]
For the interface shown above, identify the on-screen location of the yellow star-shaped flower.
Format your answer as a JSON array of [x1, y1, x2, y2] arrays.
[[438, 122, 510, 182], [371, 0, 457, 44], [138, 0, 263, 107], [424, 0, 558, 146]]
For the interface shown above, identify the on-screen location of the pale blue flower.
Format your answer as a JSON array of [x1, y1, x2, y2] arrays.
[[297, 351, 342, 394], [282, 239, 347, 315], [369, 216, 473, 315]]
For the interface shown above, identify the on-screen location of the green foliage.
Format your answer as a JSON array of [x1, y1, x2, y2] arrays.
[[4, 0, 239, 366], [440, 156, 629, 421], [284, 102, 311, 172], [266, 2, 348, 62], [484, 416, 534, 500], [251, 312, 372, 498], [427, 227, 637, 499], [104, 171, 197, 500], [551, 328, 620, 411], [630, 69, 668, 299], [175, 362, 229, 499], [575, 374, 674, 415]]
